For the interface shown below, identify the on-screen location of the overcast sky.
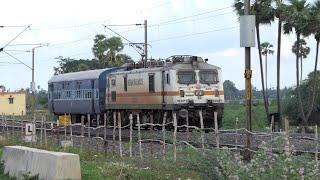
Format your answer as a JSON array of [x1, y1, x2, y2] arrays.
[[0, 0, 318, 91]]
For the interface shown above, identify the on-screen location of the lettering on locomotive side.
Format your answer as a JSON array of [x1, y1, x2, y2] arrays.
[[128, 78, 143, 86]]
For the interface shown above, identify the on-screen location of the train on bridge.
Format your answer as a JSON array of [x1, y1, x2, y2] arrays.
[[48, 55, 224, 128]]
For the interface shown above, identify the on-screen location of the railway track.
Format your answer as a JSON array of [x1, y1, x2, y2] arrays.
[[0, 118, 318, 155]]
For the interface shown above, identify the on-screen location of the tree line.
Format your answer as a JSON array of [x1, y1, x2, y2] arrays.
[[54, 35, 133, 75], [234, 0, 320, 127]]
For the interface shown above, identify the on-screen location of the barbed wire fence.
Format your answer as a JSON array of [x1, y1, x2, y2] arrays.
[[0, 112, 319, 163]]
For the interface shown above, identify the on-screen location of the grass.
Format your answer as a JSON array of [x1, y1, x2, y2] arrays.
[[0, 137, 201, 180], [223, 102, 277, 131]]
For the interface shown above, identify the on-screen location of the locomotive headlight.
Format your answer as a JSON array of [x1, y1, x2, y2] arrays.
[[180, 90, 185, 97]]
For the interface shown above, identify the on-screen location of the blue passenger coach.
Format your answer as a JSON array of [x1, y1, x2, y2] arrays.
[[48, 68, 118, 123]]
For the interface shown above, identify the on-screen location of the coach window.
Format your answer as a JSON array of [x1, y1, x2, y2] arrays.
[[149, 74, 155, 93], [124, 75, 127, 91]]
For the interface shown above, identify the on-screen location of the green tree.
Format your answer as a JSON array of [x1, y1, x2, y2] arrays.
[[284, 71, 320, 126], [275, 0, 284, 123], [223, 80, 240, 101], [234, 0, 275, 121], [92, 35, 124, 67], [92, 34, 108, 66], [302, 0, 320, 120], [282, 0, 311, 127], [261, 42, 274, 106], [291, 39, 310, 81]]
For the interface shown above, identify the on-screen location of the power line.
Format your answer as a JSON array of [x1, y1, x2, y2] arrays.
[[0, 25, 29, 28], [156, 12, 234, 27], [3, 51, 32, 69], [30, 19, 111, 31], [117, 7, 233, 34], [150, 6, 232, 26], [0, 25, 31, 51], [150, 26, 238, 43]]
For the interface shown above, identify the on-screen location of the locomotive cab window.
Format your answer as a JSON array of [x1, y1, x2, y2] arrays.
[[149, 74, 155, 93], [199, 70, 219, 84], [166, 73, 170, 84], [177, 71, 196, 84]]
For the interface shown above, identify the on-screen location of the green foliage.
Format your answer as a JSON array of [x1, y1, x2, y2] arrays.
[[233, 0, 275, 25], [292, 39, 310, 59], [54, 35, 132, 75], [282, 0, 311, 35], [261, 42, 274, 56], [283, 71, 320, 125], [223, 103, 277, 131]]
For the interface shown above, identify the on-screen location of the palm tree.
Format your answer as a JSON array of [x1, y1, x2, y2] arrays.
[[234, 0, 275, 121], [275, 0, 284, 126], [282, 0, 310, 126], [291, 39, 310, 81], [261, 42, 274, 106], [301, 0, 320, 120]]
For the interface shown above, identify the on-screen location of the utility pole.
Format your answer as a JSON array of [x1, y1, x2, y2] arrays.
[[144, 20, 148, 68], [30, 44, 48, 115], [242, 0, 253, 161]]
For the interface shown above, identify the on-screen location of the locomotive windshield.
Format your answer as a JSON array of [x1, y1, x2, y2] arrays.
[[177, 71, 196, 84], [199, 70, 219, 84]]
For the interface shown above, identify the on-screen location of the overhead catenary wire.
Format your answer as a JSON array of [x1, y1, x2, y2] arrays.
[[150, 26, 238, 43], [149, 6, 232, 27], [3, 51, 32, 69], [0, 25, 31, 51]]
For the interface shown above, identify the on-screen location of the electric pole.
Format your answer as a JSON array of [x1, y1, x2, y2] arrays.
[[30, 44, 49, 115], [144, 20, 148, 67], [242, 0, 253, 161]]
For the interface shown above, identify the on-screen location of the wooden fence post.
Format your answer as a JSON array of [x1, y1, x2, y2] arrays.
[[235, 117, 238, 147], [186, 112, 189, 142], [64, 115, 67, 141], [315, 125, 318, 164], [12, 115, 15, 138], [70, 119, 73, 142], [270, 115, 274, 152], [284, 118, 289, 137], [173, 112, 177, 162], [87, 114, 91, 139], [5, 116, 8, 139], [104, 113, 107, 154], [150, 113, 154, 157], [214, 111, 219, 148], [199, 110, 205, 155], [162, 112, 167, 159], [113, 112, 116, 154], [118, 112, 122, 157], [20, 116, 23, 137], [129, 113, 133, 157], [80, 116, 84, 152], [40, 115, 44, 146], [44, 115, 47, 147], [137, 113, 142, 159], [96, 114, 100, 138]]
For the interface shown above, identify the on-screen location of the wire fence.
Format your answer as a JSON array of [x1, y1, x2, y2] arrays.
[[0, 112, 318, 162]]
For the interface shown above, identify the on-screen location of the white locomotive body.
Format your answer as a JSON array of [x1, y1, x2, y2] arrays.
[[48, 55, 224, 128], [107, 55, 224, 127]]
